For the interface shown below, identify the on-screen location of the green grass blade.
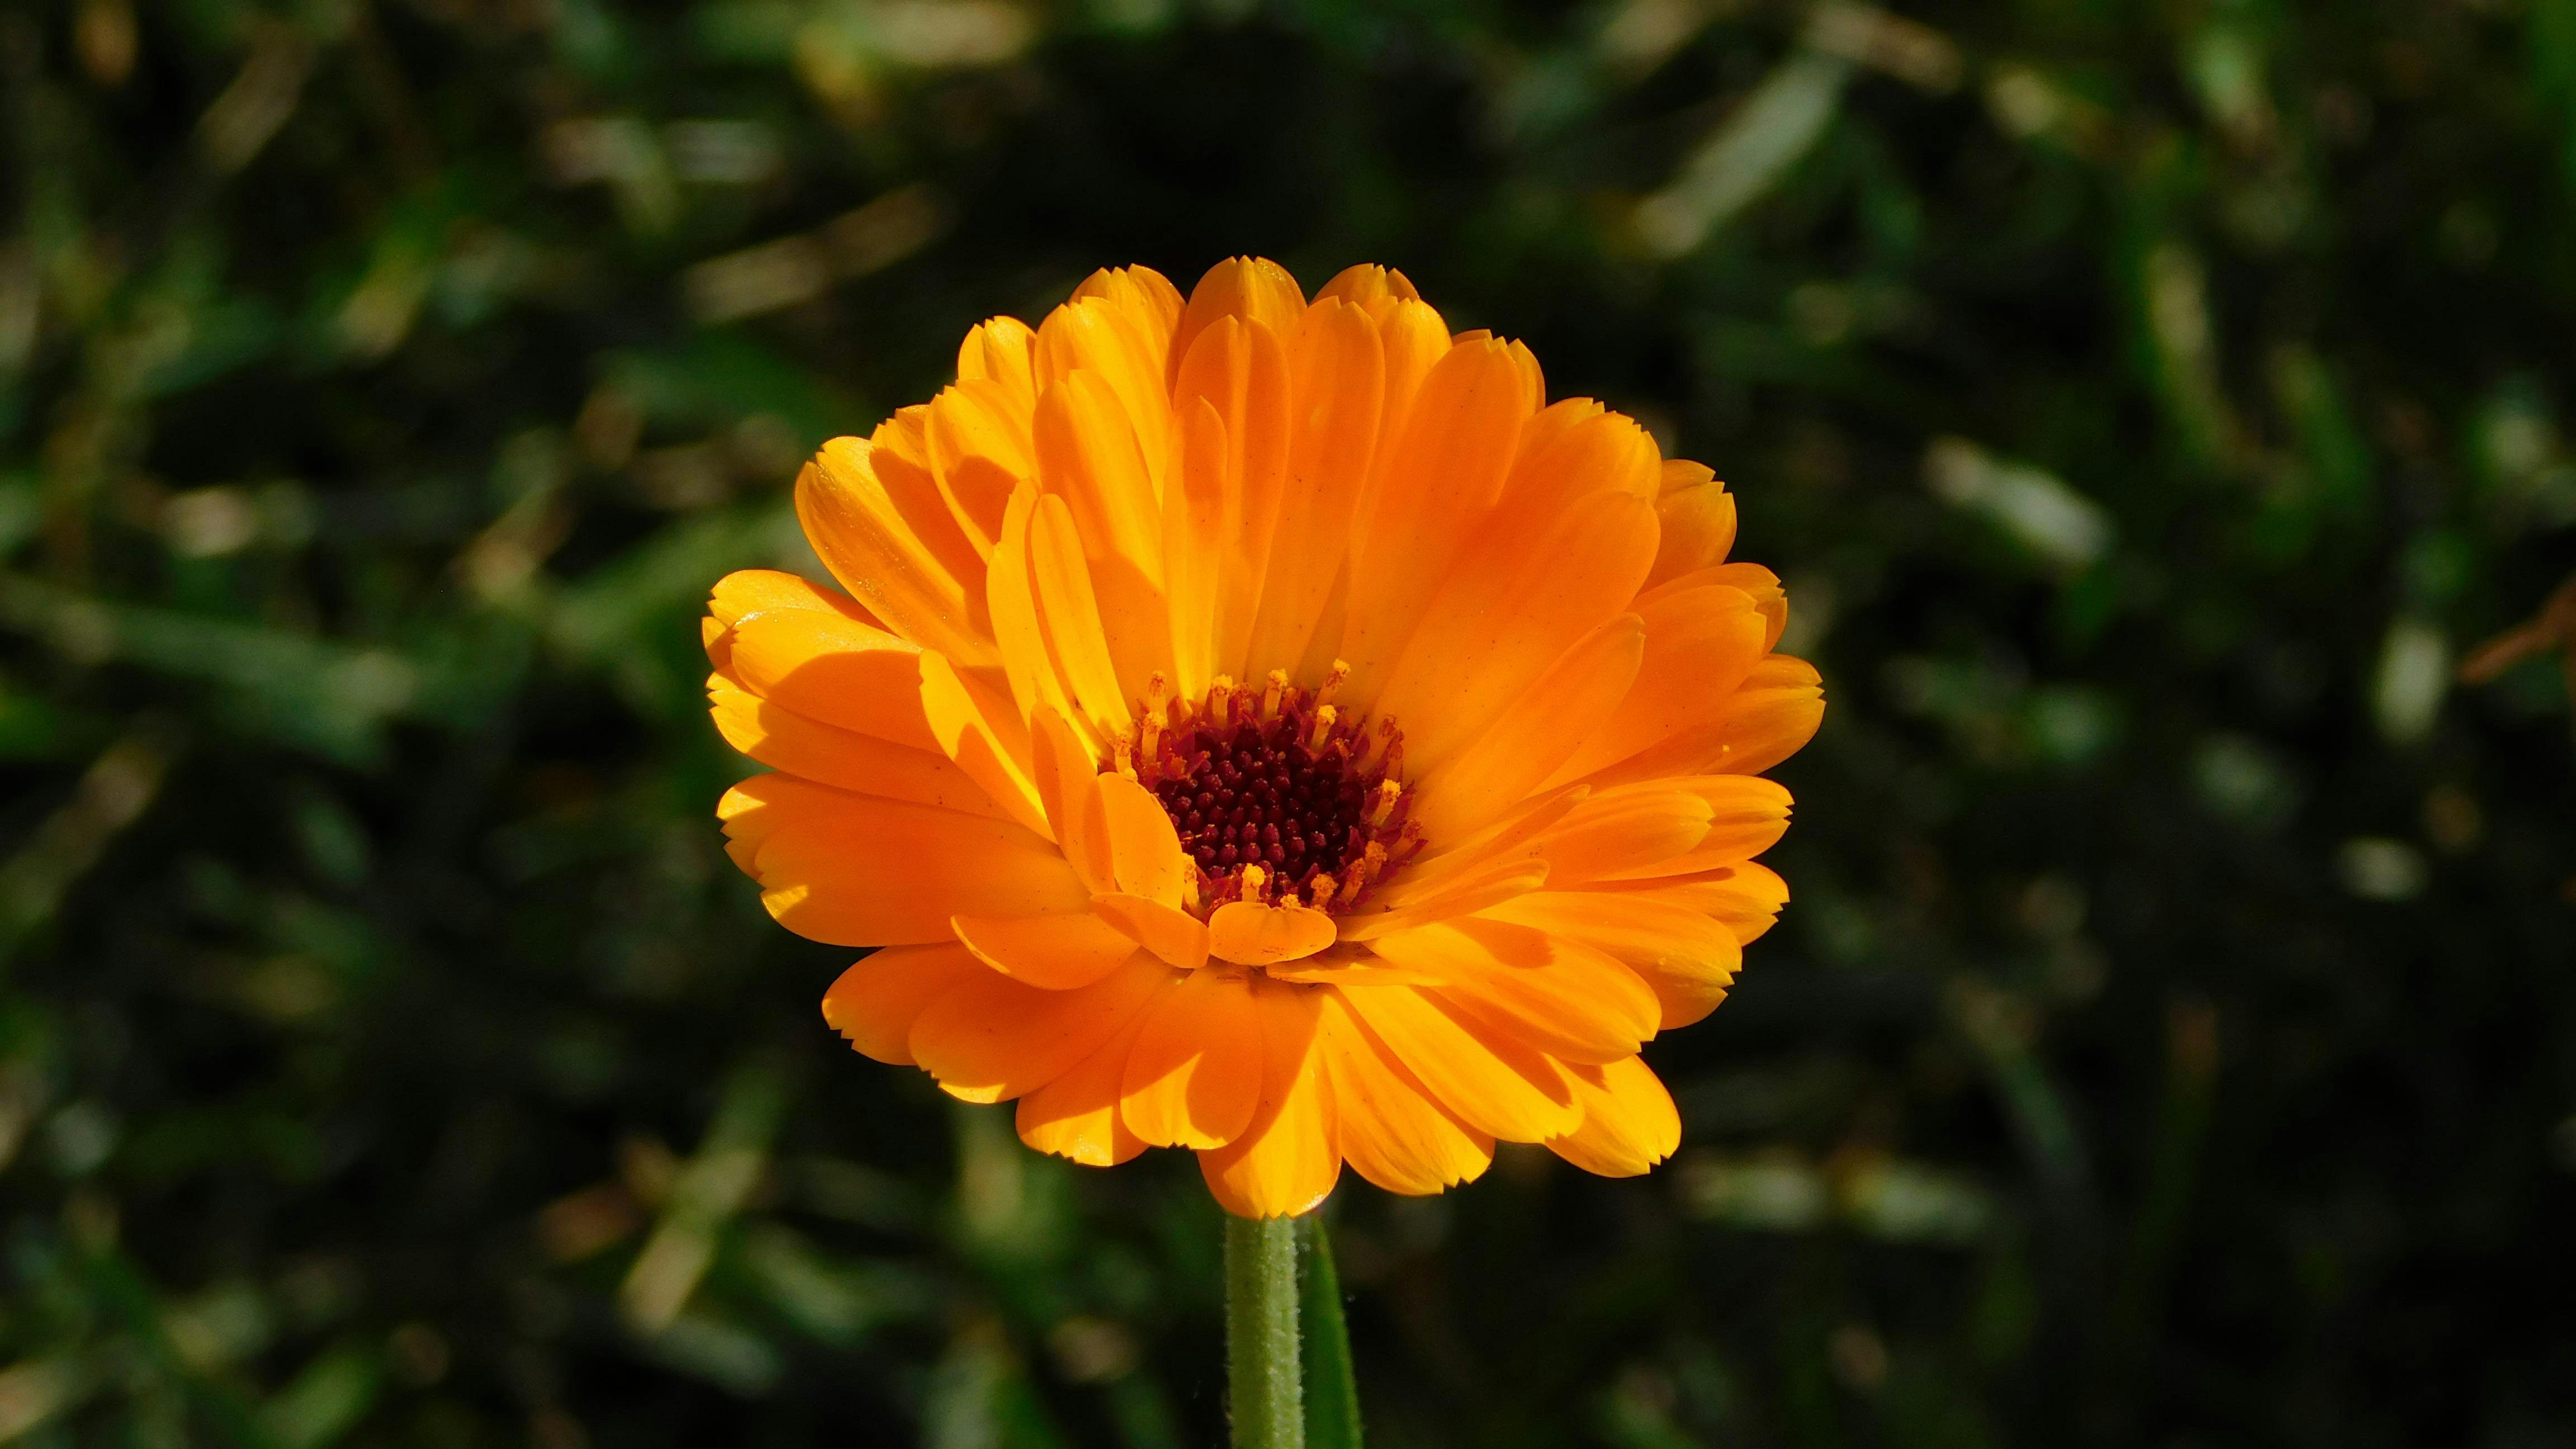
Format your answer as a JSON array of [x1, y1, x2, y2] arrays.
[[1299, 1214, 1363, 1449]]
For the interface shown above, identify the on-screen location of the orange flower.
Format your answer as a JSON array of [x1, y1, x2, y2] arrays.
[[704, 259, 1822, 1218]]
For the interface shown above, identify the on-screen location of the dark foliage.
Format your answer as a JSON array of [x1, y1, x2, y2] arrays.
[[2, 0, 2573, 1443]]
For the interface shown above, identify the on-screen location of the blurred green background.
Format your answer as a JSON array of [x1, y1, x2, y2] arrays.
[[5, 0, 2575, 1442]]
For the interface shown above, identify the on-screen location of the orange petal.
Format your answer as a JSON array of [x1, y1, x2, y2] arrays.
[[1016, 996, 1154, 1167], [865, 407, 992, 601], [1314, 264, 1422, 307], [1206, 902, 1337, 965], [1589, 652, 1822, 790], [1499, 399, 1607, 497], [1332, 981, 1578, 1141], [1035, 294, 1173, 499], [821, 944, 987, 1065], [1361, 296, 1452, 464], [1684, 562, 1788, 652], [1172, 314, 1292, 681], [1033, 369, 1164, 588], [987, 495, 1056, 732], [1481, 891, 1742, 1029], [1197, 979, 1339, 1218], [1092, 892, 1211, 970], [1370, 784, 1587, 917], [1315, 991, 1493, 1195], [1162, 396, 1229, 700], [1372, 489, 1659, 771], [1708, 654, 1825, 778], [1498, 405, 1661, 520], [1095, 774, 1187, 907], [1640, 564, 1786, 652], [1384, 786, 1588, 897], [1029, 491, 1134, 738], [925, 399, 1030, 506], [1528, 784, 1716, 884], [1502, 338, 1545, 413], [795, 438, 995, 667], [1339, 337, 1532, 704], [1029, 707, 1115, 893], [709, 569, 879, 631], [951, 910, 1144, 990], [721, 608, 939, 753], [708, 672, 1004, 820], [917, 652, 1050, 839], [1590, 862, 1789, 948], [719, 774, 1088, 946], [1642, 461, 1736, 589], [1175, 256, 1306, 371], [1411, 614, 1645, 842], [1069, 264, 1183, 357], [1592, 778, 1792, 879], [1546, 1055, 1682, 1177], [987, 482, 1090, 740], [1265, 958, 1444, 988], [924, 378, 1035, 556], [956, 315, 1039, 419], [1245, 297, 1384, 673], [1335, 856, 1551, 942], [1542, 583, 1770, 788], [908, 951, 1170, 1104], [1120, 967, 1265, 1148], [1287, 574, 1351, 687], [1370, 918, 1660, 1065], [1306, 293, 1451, 681]]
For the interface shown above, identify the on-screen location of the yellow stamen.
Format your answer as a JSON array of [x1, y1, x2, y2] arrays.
[[1240, 862, 1268, 902], [1111, 727, 1138, 780], [1209, 676, 1234, 730], [1306, 704, 1337, 754], [1261, 669, 1287, 722], [1307, 874, 1338, 910], [1344, 842, 1388, 896], [1315, 659, 1351, 710], [1367, 778, 1403, 828]]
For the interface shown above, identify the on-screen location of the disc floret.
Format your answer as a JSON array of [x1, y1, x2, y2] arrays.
[[1111, 662, 1418, 915]]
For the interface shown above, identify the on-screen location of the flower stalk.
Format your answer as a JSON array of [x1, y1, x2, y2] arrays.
[[1226, 1213, 1303, 1449]]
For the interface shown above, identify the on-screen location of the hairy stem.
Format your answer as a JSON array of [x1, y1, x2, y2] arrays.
[[1226, 1214, 1303, 1449]]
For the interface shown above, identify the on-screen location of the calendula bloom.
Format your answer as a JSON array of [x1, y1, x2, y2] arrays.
[[705, 259, 1821, 1218]]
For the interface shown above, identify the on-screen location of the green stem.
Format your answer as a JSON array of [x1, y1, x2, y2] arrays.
[[1225, 1214, 1303, 1449]]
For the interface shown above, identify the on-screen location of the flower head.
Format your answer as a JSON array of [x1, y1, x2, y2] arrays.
[[705, 259, 1822, 1217]]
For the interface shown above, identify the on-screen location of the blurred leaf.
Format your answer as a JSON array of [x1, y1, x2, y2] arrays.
[[1637, 51, 1852, 257], [926, 1322, 1067, 1449], [1299, 1215, 1362, 1449], [621, 1062, 790, 1334], [258, 1346, 380, 1449]]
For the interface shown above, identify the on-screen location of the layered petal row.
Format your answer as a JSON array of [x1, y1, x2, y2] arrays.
[[708, 259, 1821, 1216]]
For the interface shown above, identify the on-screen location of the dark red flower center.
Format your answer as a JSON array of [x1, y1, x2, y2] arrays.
[[1119, 670, 1413, 913]]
